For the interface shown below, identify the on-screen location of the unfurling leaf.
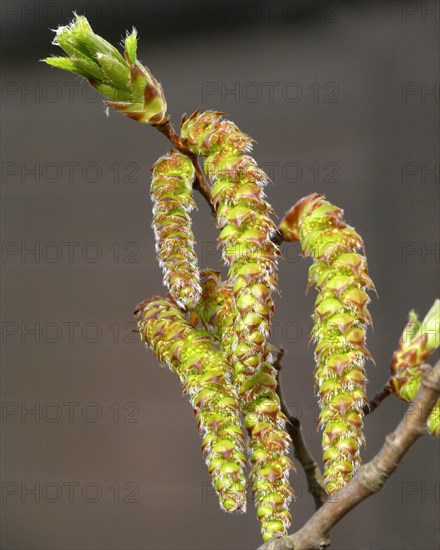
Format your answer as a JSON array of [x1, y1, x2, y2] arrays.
[[389, 300, 440, 436], [43, 14, 167, 124]]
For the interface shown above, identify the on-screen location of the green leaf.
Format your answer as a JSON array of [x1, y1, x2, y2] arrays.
[[97, 54, 131, 90], [422, 299, 440, 351], [94, 82, 132, 102], [71, 56, 104, 81], [55, 27, 92, 60], [402, 310, 421, 345], [401, 374, 421, 401], [42, 56, 88, 78], [427, 400, 440, 436], [403, 300, 440, 351], [124, 28, 138, 64]]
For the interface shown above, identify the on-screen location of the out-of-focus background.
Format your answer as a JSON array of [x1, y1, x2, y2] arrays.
[[1, 1, 439, 549]]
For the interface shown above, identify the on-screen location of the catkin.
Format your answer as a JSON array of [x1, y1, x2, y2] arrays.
[[198, 270, 294, 541], [135, 296, 247, 512], [280, 193, 374, 494], [151, 151, 201, 309], [182, 109, 293, 541]]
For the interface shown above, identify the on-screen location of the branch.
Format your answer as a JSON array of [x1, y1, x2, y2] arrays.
[[259, 360, 440, 550], [154, 119, 216, 215], [274, 350, 327, 510]]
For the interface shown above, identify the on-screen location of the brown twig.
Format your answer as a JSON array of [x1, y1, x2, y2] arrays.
[[272, 230, 285, 246], [259, 360, 440, 550], [154, 118, 215, 215], [274, 350, 328, 510], [363, 381, 392, 415]]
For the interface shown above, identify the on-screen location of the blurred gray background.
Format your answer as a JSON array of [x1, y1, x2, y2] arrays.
[[1, 1, 439, 549]]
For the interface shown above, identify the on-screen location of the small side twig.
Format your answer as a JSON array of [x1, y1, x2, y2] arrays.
[[272, 230, 285, 246], [274, 350, 327, 510], [363, 382, 392, 415]]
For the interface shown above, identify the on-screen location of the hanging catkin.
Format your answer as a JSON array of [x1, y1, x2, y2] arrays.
[[151, 151, 201, 309], [135, 296, 247, 512], [280, 194, 374, 494]]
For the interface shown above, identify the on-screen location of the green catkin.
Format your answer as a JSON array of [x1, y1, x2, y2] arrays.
[[198, 270, 294, 542], [151, 151, 201, 309], [181, 109, 293, 543], [389, 300, 440, 436], [280, 194, 374, 495], [135, 296, 247, 512], [181, 111, 279, 350], [180, 112, 278, 403]]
